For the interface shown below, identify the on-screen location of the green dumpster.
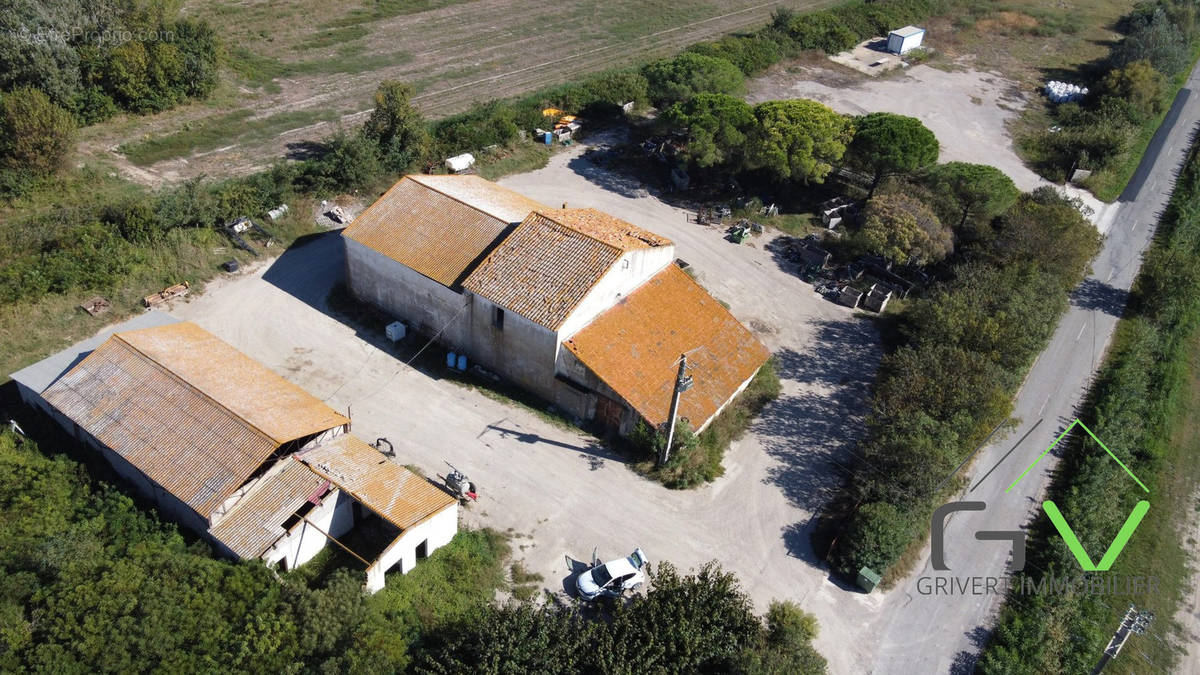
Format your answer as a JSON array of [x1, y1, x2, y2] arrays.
[[857, 566, 881, 593]]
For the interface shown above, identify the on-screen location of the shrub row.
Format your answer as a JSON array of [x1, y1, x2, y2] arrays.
[[978, 124, 1200, 675], [828, 184, 1101, 579]]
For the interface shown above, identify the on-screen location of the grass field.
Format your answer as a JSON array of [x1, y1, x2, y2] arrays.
[[1106, 330, 1200, 673], [83, 0, 839, 186]]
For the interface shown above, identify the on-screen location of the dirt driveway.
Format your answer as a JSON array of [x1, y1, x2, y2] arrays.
[[164, 139, 883, 672]]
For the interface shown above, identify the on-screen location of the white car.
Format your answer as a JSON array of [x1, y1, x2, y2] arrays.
[[576, 548, 648, 600]]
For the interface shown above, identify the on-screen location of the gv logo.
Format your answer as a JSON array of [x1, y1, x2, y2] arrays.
[[931, 501, 1026, 572], [930, 499, 1151, 573]]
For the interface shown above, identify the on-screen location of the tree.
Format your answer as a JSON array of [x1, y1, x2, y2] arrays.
[[1099, 60, 1166, 121], [643, 53, 746, 107], [749, 99, 851, 184], [872, 343, 1012, 442], [0, 86, 76, 178], [832, 502, 912, 577], [787, 12, 859, 52], [362, 80, 429, 173], [297, 132, 383, 194], [599, 561, 764, 673], [687, 36, 782, 76], [919, 162, 1019, 235], [845, 112, 939, 197], [1110, 8, 1191, 75], [857, 193, 952, 265], [988, 187, 1102, 288], [663, 93, 756, 169], [904, 263, 1066, 374], [738, 602, 827, 674]]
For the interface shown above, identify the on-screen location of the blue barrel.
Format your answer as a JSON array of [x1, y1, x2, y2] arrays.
[[457, 354, 467, 371], [446, 351, 456, 368]]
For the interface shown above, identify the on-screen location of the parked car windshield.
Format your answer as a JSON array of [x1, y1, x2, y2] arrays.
[[591, 565, 613, 587]]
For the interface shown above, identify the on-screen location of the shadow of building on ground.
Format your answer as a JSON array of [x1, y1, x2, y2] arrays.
[[755, 317, 882, 563]]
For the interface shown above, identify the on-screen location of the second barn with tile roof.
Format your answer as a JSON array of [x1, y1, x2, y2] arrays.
[[343, 175, 769, 436]]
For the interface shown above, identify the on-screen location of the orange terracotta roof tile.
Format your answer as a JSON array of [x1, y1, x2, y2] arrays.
[[342, 175, 546, 287], [564, 265, 770, 429], [540, 208, 672, 251], [463, 211, 625, 330], [298, 436, 456, 531], [41, 322, 348, 518]]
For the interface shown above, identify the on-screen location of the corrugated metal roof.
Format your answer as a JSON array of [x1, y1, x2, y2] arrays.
[[208, 457, 326, 559], [564, 264, 771, 428], [9, 311, 179, 394], [541, 208, 672, 251], [341, 175, 546, 288], [116, 322, 349, 443], [40, 322, 348, 518], [298, 436, 456, 531], [462, 211, 625, 330]]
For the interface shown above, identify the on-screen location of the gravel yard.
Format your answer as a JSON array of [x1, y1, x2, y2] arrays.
[[160, 138, 884, 672]]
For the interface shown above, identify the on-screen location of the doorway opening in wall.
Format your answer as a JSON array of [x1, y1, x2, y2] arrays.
[[595, 395, 624, 436], [416, 539, 429, 560], [493, 307, 505, 330]]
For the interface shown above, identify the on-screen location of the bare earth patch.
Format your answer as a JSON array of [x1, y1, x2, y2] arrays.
[[83, 0, 840, 187]]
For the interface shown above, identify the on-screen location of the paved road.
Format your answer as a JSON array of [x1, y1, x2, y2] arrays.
[[869, 62, 1200, 673]]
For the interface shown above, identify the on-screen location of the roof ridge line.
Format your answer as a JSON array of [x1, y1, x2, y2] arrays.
[[410, 174, 544, 223], [532, 209, 624, 256], [112, 331, 298, 447]]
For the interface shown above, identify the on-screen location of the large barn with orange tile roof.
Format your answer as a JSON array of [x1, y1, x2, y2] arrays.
[[343, 175, 769, 435]]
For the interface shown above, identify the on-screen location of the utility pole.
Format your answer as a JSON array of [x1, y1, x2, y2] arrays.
[[1091, 604, 1154, 674], [659, 353, 693, 466]]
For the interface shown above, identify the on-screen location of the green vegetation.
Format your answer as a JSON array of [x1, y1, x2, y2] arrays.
[[0, 428, 509, 671], [856, 193, 951, 265], [0, 427, 829, 671], [844, 113, 939, 198], [750, 100, 853, 184], [413, 562, 826, 674], [0, 87, 76, 196], [979, 126, 1200, 675], [664, 93, 757, 169], [1018, 0, 1200, 199], [0, 1, 217, 121], [826, 183, 1101, 581], [643, 52, 747, 107], [638, 357, 781, 489]]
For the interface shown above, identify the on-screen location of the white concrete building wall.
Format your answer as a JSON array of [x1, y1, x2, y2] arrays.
[[267, 489, 357, 570], [557, 245, 675, 341], [365, 504, 458, 593], [465, 292, 562, 399], [344, 237, 473, 348], [887, 29, 924, 54]]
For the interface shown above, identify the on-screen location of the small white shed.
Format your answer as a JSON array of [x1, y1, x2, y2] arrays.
[[887, 26, 925, 54]]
